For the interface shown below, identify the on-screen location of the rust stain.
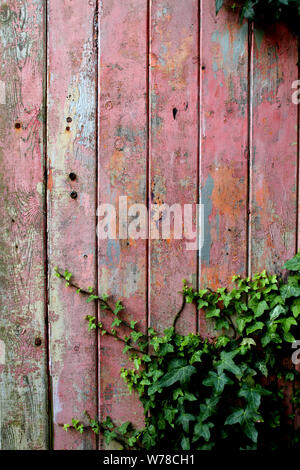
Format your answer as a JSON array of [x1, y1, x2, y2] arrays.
[[47, 166, 53, 192]]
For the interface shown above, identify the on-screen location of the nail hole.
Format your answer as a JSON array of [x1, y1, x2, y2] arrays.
[[172, 108, 178, 120], [35, 338, 42, 347], [202, 66, 206, 70], [66, 117, 72, 123], [66, 126, 70, 131], [69, 172, 77, 181], [70, 191, 78, 199], [15, 122, 21, 129]]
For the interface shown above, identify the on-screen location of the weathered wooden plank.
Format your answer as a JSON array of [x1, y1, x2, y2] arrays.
[[149, 0, 199, 335], [199, 2, 249, 333], [47, 0, 98, 450], [250, 24, 298, 274], [0, 0, 48, 449], [98, 0, 148, 447]]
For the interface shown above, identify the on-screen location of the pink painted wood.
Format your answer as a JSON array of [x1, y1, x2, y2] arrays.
[[149, 0, 199, 335], [250, 24, 298, 274], [47, 0, 98, 450], [199, 1, 249, 335], [0, 0, 48, 449], [98, 0, 148, 447]]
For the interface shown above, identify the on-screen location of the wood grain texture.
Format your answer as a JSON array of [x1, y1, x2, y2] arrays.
[[0, 0, 48, 449], [149, 0, 199, 335], [250, 24, 298, 274], [47, 0, 98, 450], [199, 1, 249, 335], [98, 0, 148, 447]]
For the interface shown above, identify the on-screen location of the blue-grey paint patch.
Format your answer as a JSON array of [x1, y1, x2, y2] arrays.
[[215, 211, 220, 240], [201, 174, 214, 264], [211, 24, 248, 76], [99, 239, 120, 269]]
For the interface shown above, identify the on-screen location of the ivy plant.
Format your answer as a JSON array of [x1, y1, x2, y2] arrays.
[[58, 252, 300, 450]]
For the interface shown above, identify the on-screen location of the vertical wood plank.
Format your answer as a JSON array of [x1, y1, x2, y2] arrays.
[[98, 0, 148, 445], [0, 0, 48, 449], [149, 0, 199, 334], [47, 0, 98, 450], [200, 1, 249, 323], [250, 25, 298, 274]]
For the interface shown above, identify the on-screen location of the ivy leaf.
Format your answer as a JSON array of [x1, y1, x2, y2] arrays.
[[283, 252, 300, 272], [205, 306, 221, 319], [190, 350, 204, 364], [280, 317, 297, 334], [193, 421, 214, 442], [158, 365, 197, 388], [142, 428, 156, 450], [280, 284, 300, 300], [177, 413, 195, 433], [255, 361, 268, 378], [117, 421, 130, 435], [87, 294, 99, 303], [215, 0, 224, 15], [240, 338, 256, 350], [238, 385, 261, 411], [181, 436, 190, 450], [253, 300, 268, 318], [215, 335, 230, 348], [113, 300, 124, 315], [159, 343, 174, 356], [225, 409, 245, 425], [164, 406, 177, 425], [111, 317, 122, 328], [199, 396, 220, 422], [246, 322, 264, 335], [243, 420, 258, 443], [197, 299, 209, 309], [236, 316, 252, 334], [283, 331, 296, 343], [270, 304, 287, 321], [203, 371, 233, 394], [292, 298, 300, 318]]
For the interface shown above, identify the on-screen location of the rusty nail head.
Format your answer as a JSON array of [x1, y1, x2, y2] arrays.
[[70, 191, 78, 199], [35, 338, 42, 346], [69, 172, 77, 181]]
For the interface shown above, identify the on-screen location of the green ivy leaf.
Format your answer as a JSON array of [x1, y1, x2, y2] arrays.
[[203, 371, 233, 394], [181, 436, 190, 450], [283, 252, 300, 272], [177, 413, 195, 433], [253, 300, 268, 318], [216, 350, 242, 377], [215, 0, 224, 15], [158, 365, 197, 388], [246, 322, 264, 335], [292, 298, 300, 318]]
